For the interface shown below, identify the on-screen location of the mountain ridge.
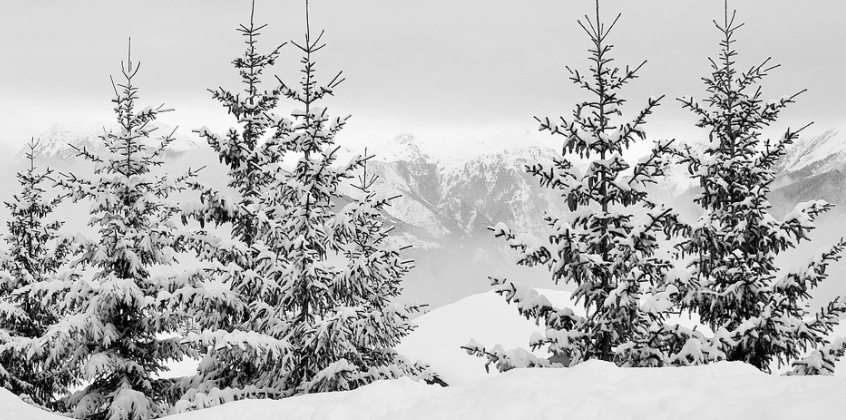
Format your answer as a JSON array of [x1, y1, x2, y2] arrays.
[[17, 123, 846, 308], [20, 122, 202, 161]]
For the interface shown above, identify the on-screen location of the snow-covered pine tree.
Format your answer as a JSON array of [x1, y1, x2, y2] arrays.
[[674, 2, 846, 373], [257, 1, 427, 393], [465, 0, 682, 369], [0, 139, 75, 408], [173, 1, 296, 407], [297, 148, 428, 392], [39, 44, 226, 419]]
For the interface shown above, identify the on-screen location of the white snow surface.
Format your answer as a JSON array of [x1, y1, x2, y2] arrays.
[[5, 360, 846, 420], [4, 289, 846, 419], [398, 289, 579, 385]]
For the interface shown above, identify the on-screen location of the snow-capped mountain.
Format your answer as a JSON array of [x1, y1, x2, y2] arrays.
[[336, 133, 573, 256], [656, 131, 846, 218], [13, 124, 842, 308], [439, 144, 565, 236], [353, 132, 705, 242], [340, 131, 702, 307], [774, 130, 846, 181], [334, 133, 568, 307], [350, 130, 846, 307], [20, 122, 202, 161], [768, 130, 846, 216], [339, 133, 565, 242]]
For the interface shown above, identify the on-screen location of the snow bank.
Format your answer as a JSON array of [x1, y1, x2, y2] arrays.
[[6, 361, 846, 420], [397, 289, 578, 385], [397, 288, 712, 385], [0, 388, 63, 420]]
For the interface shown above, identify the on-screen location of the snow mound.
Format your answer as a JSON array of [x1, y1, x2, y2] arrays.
[[397, 289, 578, 385], [398, 288, 845, 383]]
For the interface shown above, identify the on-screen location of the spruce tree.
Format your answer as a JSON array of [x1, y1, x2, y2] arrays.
[[465, 0, 682, 369], [0, 139, 75, 408], [255, 0, 426, 393], [42, 44, 226, 419], [174, 0, 295, 406], [674, 2, 846, 373], [176, 0, 426, 405]]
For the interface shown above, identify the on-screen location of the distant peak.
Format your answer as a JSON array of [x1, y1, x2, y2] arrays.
[[20, 121, 201, 161], [393, 133, 416, 145]]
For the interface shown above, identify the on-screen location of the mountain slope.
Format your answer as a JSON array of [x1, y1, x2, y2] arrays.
[[349, 133, 564, 240], [770, 169, 846, 217], [775, 130, 846, 183], [339, 134, 566, 308]]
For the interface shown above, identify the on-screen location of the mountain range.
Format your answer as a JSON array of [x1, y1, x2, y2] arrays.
[[11, 124, 846, 308], [18, 122, 202, 161]]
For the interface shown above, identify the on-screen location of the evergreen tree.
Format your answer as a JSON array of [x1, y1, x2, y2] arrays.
[[674, 2, 846, 373], [174, 0, 295, 407], [0, 139, 75, 408], [465, 0, 682, 369], [281, 147, 426, 393], [40, 44, 230, 419], [253, 0, 426, 393], [176, 0, 426, 406]]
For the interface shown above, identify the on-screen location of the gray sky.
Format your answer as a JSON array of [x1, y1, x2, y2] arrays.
[[2, 0, 845, 150]]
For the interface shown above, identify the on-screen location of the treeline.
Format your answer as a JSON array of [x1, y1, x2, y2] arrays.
[[0, 1, 427, 419], [1, 1, 845, 420], [465, 0, 846, 377]]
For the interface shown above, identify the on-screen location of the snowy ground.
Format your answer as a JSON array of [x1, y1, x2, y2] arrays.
[[5, 360, 846, 420], [4, 289, 846, 419]]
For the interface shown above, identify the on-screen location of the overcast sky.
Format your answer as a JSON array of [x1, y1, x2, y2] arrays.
[[2, 0, 845, 151]]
